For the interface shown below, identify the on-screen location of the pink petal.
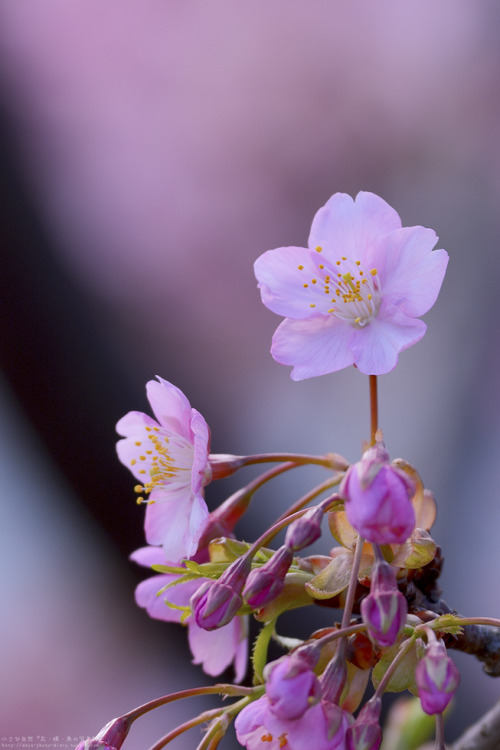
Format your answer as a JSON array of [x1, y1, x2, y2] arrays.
[[271, 316, 355, 380], [350, 303, 426, 375], [130, 545, 168, 568], [188, 616, 248, 679], [308, 192, 401, 265], [190, 409, 211, 493], [144, 489, 209, 559], [370, 227, 449, 317], [233, 617, 249, 683], [254, 247, 325, 319], [135, 573, 201, 623], [115, 410, 159, 438], [116, 433, 158, 483], [146, 378, 193, 441], [235, 698, 277, 750]]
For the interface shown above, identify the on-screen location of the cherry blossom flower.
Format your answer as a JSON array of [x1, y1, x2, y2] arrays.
[[131, 546, 248, 681], [255, 191, 448, 378], [235, 696, 352, 750], [116, 378, 211, 560]]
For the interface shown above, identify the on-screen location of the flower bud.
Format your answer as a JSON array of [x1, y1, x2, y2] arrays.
[[264, 653, 321, 720], [285, 505, 324, 551], [244, 545, 294, 608], [191, 554, 251, 630], [75, 716, 132, 750], [416, 640, 460, 715], [346, 699, 382, 750], [340, 443, 415, 544], [361, 561, 407, 647]]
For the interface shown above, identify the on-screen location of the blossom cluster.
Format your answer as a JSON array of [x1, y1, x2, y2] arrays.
[[78, 192, 493, 750]]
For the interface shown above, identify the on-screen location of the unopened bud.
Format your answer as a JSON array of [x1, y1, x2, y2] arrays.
[[244, 545, 294, 608], [361, 561, 407, 647], [416, 640, 460, 715], [75, 716, 132, 750], [264, 652, 321, 720], [191, 554, 251, 630], [340, 442, 415, 544], [346, 699, 382, 750], [285, 505, 324, 551], [320, 652, 348, 704]]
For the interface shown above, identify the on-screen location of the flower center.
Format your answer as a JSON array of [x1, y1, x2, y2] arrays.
[[131, 425, 192, 504], [299, 250, 380, 327]]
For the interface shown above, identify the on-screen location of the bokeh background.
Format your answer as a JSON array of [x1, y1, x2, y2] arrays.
[[1, 1, 500, 748]]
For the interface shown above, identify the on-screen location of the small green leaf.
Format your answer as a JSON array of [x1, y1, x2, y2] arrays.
[[390, 529, 436, 570], [305, 551, 353, 599], [429, 614, 464, 636], [372, 638, 419, 695]]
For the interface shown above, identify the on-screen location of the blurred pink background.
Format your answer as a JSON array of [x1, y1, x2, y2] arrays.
[[1, 1, 500, 747]]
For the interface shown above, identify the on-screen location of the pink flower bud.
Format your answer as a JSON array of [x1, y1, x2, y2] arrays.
[[243, 545, 294, 608], [75, 716, 132, 750], [285, 505, 324, 551], [416, 640, 460, 715], [191, 555, 251, 630], [340, 443, 415, 544], [361, 561, 407, 647], [264, 653, 321, 720], [346, 699, 382, 750]]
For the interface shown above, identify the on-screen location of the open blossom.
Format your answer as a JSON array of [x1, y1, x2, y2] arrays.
[[116, 377, 211, 560], [255, 191, 448, 378], [131, 546, 248, 681], [235, 696, 352, 750]]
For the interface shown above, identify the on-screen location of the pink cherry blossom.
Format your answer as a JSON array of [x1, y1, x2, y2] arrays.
[[131, 546, 248, 681], [235, 696, 351, 750], [255, 191, 448, 378], [116, 377, 211, 559]]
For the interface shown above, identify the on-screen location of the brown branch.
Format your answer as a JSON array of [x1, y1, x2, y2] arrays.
[[314, 546, 500, 677], [448, 699, 500, 750]]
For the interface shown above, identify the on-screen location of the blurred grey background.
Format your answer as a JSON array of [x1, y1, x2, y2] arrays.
[[0, 1, 499, 747]]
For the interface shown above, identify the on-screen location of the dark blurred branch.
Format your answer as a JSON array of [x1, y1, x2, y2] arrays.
[[448, 700, 500, 750]]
